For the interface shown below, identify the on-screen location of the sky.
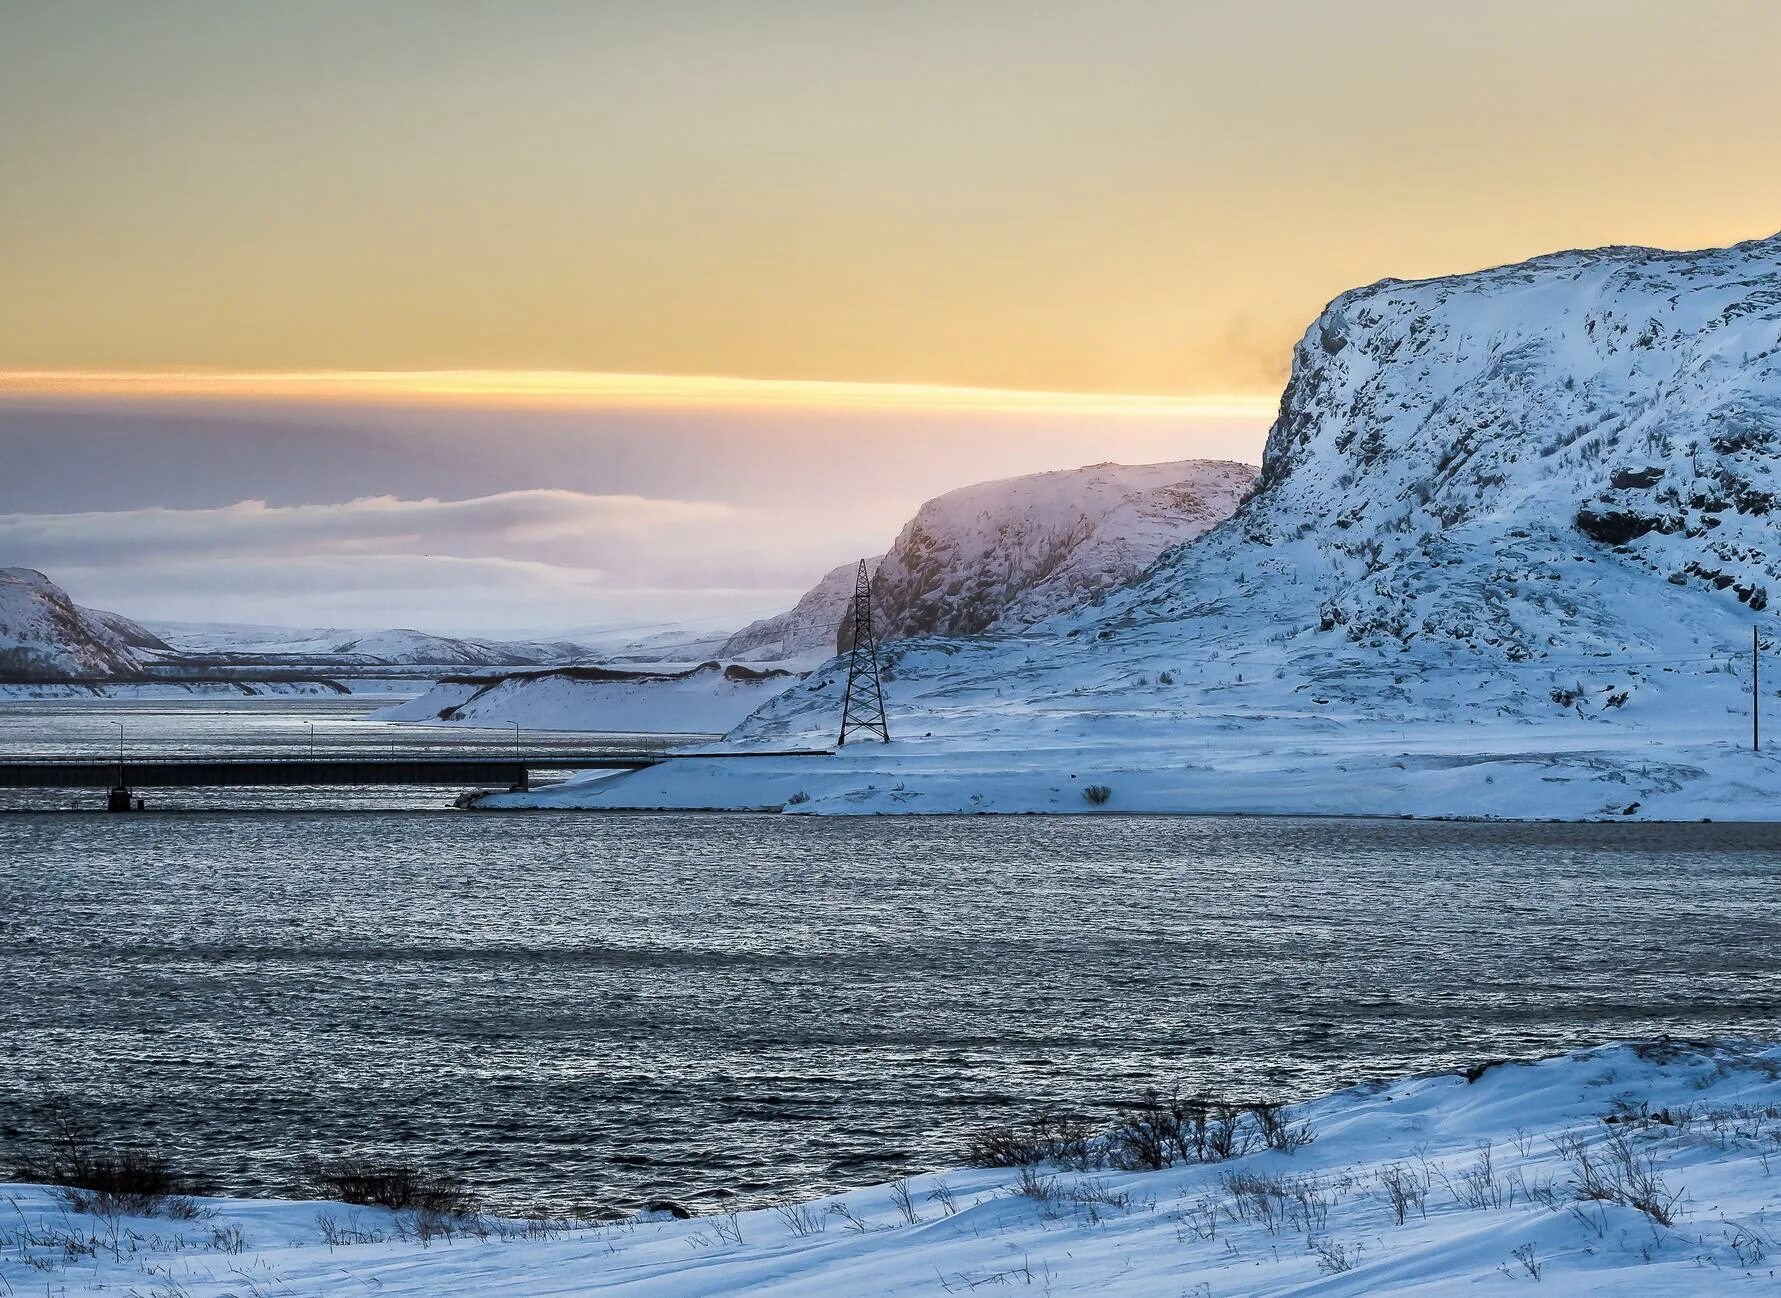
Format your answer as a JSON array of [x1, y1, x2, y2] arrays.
[[4, 1, 1780, 633]]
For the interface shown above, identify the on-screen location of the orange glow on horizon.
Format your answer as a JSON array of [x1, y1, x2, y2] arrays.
[[0, 370, 1280, 419]]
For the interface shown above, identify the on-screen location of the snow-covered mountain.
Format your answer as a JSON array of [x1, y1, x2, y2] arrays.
[[719, 557, 885, 663], [0, 567, 167, 679], [498, 233, 1781, 819], [844, 461, 1254, 649], [149, 621, 595, 669]]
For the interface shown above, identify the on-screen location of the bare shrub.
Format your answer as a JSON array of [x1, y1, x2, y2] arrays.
[[1557, 1126, 1681, 1226], [963, 1114, 1094, 1169], [300, 1157, 477, 1217], [1510, 1242, 1542, 1280], [1221, 1171, 1331, 1236], [888, 1178, 921, 1226], [826, 1202, 870, 1233], [1082, 784, 1112, 806], [1375, 1163, 1428, 1225], [1107, 1089, 1188, 1171], [772, 1199, 826, 1237], [11, 1097, 197, 1218], [1311, 1236, 1359, 1274], [1443, 1141, 1517, 1210], [1250, 1101, 1315, 1153], [1010, 1165, 1060, 1202]]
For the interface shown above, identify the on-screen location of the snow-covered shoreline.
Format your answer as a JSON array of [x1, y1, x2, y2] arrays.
[[478, 643, 1781, 819], [7, 1038, 1778, 1295]]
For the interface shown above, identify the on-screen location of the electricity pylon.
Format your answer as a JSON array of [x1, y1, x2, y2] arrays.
[[838, 559, 890, 746]]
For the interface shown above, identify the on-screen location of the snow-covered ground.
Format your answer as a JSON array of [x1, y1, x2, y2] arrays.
[[6, 1039, 1777, 1296], [494, 233, 1781, 819], [372, 663, 803, 734]]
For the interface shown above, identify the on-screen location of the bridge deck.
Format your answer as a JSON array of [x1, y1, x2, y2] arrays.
[[0, 755, 658, 789], [0, 749, 833, 789]]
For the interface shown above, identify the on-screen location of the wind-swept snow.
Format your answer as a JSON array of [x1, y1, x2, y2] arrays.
[[7, 1039, 1778, 1295], [497, 234, 1781, 818]]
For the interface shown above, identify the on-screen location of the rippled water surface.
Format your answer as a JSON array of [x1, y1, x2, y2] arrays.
[[2, 700, 1779, 1214]]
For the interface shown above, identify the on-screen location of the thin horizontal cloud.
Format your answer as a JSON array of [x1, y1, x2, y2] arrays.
[[0, 369, 1279, 419], [0, 490, 740, 566]]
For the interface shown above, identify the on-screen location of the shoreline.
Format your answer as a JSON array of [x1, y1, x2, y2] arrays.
[[8, 1037, 1778, 1296]]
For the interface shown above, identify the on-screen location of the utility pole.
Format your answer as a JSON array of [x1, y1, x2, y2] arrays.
[[837, 559, 890, 746]]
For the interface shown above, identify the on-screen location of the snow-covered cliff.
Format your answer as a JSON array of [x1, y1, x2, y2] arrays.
[[846, 460, 1254, 648], [718, 557, 884, 664], [0, 567, 164, 679], [1123, 232, 1781, 656], [498, 233, 1781, 819]]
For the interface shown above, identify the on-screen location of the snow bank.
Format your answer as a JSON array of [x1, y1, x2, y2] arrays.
[[6, 1038, 1777, 1295], [373, 662, 804, 734]]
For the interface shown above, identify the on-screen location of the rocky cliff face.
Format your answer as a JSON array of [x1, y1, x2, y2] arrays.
[[841, 460, 1254, 650], [0, 568, 152, 679], [1132, 232, 1781, 656]]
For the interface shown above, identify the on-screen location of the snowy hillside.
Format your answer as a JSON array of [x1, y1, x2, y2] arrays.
[[0, 567, 161, 679], [498, 233, 1781, 818], [720, 557, 885, 663], [6, 1038, 1779, 1296], [373, 662, 802, 733], [845, 460, 1254, 647]]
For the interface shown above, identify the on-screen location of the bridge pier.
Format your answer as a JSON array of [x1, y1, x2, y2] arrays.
[[107, 784, 136, 812]]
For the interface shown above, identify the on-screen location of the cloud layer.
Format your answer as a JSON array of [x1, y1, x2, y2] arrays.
[[2, 490, 880, 635]]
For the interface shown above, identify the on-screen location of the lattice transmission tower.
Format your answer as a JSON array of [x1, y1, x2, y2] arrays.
[[837, 558, 890, 746]]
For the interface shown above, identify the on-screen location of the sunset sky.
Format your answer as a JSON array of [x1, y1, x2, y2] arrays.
[[5, 0, 1779, 631]]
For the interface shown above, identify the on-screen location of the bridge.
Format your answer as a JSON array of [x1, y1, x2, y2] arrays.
[[0, 748, 832, 810]]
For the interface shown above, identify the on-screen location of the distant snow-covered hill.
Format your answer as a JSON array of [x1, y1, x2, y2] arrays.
[[720, 557, 885, 663], [844, 460, 1254, 649], [0, 567, 165, 679], [150, 621, 595, 669]]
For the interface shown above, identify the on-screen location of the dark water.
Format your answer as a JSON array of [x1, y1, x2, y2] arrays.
[[1, 703, 1779, 1215]]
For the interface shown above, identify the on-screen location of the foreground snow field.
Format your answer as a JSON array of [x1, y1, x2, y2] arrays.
[[5, 1040, 1777, 1296]]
